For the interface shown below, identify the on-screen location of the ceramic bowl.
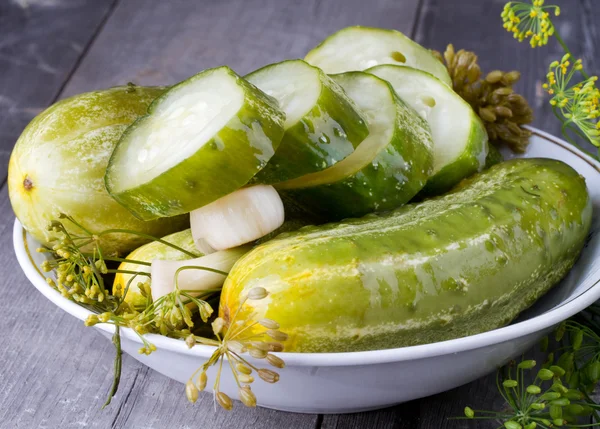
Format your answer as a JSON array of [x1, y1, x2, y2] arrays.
[[14, 127, 600, 414]]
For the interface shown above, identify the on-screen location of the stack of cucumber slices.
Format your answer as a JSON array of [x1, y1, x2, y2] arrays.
[[104, 26, 490, 257]]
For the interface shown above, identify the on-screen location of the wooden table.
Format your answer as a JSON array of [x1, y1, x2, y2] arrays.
[[0, 1, 597, 428]]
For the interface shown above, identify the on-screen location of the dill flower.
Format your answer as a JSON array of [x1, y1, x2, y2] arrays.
[[501, 0, 560, 47], [184, 287, 287, 410], [543, 54, 600, 149]]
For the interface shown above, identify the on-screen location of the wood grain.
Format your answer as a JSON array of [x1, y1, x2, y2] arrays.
[[414, 0, 599, 150], [61, 0, 422, 95], [0, 0, 117, 182]]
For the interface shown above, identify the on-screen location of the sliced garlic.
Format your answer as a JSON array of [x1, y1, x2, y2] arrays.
[[190, 184, 285, 251], [151, 245, 250, 301]]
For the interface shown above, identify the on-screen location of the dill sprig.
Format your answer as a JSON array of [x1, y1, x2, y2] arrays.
[[501, 0, 599, 158], [184, 286, 286, 410], [543, 56, 599, 155], [38, 215, 285, 410], [462, 303, 600, 427], [501, 0, 560, 48]]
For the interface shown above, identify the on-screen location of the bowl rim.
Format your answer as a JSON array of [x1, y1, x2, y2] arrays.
[[13, 126, 600, 367]]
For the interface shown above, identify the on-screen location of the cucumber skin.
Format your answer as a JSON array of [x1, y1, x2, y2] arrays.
[[105, 67, 285, 220], [485, 143, 504, 169], [277, 72, 434, 220], [114, 228, 199, 309], [418, 111, 488, 197], [220, 158, 591, 352], [247, 61, 369, 184], [8, 85, 189, 257]]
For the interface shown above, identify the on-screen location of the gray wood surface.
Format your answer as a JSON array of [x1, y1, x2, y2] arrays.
[[61, 0, 422, 95], [0, 1, 598, 428], [0, 0, 116, 182], [414, 0, 599, 145]]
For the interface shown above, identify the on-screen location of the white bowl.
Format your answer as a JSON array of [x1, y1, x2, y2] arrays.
[[14, 127, 600, 414]]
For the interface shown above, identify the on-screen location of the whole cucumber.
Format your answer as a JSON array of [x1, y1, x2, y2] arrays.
[[219, 158, 591, 352], [8, 85, 188, 256]]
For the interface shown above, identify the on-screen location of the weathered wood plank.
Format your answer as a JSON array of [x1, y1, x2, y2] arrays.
[[0, 182, 126, 428], [0, 0, 117, 182], [62, 0, 422, 95], [321, 401, 424, 429], [414, 0, 599, 147]]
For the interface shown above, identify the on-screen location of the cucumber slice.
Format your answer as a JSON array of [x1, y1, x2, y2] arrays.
[[276, 71, 433, 220], [246, 60, 369, 183], [368, 65, 488, 195], [105, 66, 285, 220], [305, 26, 451, 86]]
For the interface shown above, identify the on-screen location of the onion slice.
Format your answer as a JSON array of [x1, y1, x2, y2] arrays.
[[151, 246, 250, 301], [190, 185, 285, 251]]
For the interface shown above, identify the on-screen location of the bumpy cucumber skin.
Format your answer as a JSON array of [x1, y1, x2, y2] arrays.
[[105, 67, 285, 220], [485, 142, 504, 169], [220, 158, 591, 352], [419, 112, 488, 197], [114, 229, 199, 309], [278, 72, 434, 220], [8, 85, 189, 257], [247, 61, 369, 184]]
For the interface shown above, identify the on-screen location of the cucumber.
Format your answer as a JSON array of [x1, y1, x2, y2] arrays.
[[368, 65, 488, 196], [275, 72, 433, 220], [105, 66, 285, 220], [114, 229, 199, 309], [305, 26, 451, 85], [115, 217, 311, 308], [485, 143, 504, 169], [220, 158, 591, 353], [8, 85, 189, 257], [245, 60, 369, 183]]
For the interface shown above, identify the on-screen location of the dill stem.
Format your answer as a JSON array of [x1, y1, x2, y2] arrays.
[[103, 324, 122, 408], [107, 269, 151, 276], [84, 255, 152, 266], [96, 229, 199, 258], [553, 28, 590, 80]]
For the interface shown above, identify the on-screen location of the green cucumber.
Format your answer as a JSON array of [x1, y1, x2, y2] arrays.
[[246, 60, 369, 183], [114, 229, 199, 309], [220, 158, 591, 352], [275, 71, 433, 220], [368, 65, 488, 196], [115, 218, 310, 308], [485, 143, 504, 169], [305, 26, 451, 85], [8, 85, 189, 257], [105, 66, 285, 220]]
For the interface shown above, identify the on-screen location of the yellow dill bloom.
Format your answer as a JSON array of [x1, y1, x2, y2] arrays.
[[501, 1, 559, 47], [544, 56, 600, 147]]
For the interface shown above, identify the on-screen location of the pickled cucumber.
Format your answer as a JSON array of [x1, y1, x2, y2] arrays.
[[220, 158, 591, 352]]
